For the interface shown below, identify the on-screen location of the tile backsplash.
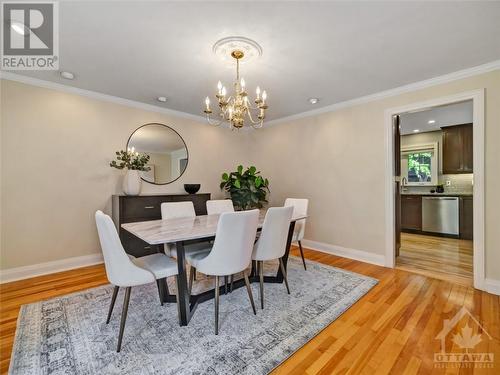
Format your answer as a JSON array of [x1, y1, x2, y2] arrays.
[[403, 173, 473, 194]]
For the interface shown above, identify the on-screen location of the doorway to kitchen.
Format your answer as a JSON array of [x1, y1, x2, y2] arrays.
[[385, 90, 485, 290], [396, 101, 474, 285]]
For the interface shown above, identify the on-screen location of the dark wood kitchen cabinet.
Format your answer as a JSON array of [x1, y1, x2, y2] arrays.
[[460, 196, 473, 240], [442, 123, 473, 174], [112, 193, 211, 257], [401, 195, 422, 231]]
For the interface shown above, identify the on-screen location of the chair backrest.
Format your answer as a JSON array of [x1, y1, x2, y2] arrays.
[[95, 211, 154, 286], [253, 206, 293, 261], [284, 198, 309, 241], [161, 201, 195, 219], [197, 210, 259, 276], [206, 199, 235, 215]]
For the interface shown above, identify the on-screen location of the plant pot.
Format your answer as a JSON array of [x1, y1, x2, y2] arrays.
[[122, 169, 141, 196]]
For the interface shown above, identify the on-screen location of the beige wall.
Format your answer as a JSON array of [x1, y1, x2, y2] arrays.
[[1, 71, 499, 282], [247, 70, 500, 280], [0, 80, 249, 269]]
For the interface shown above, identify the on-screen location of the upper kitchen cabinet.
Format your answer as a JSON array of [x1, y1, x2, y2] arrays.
[[442, 123, 473, 174]]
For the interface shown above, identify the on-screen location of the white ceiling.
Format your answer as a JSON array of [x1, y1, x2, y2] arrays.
[[400, 101, 473, 135], [6, 1, 500, 121]]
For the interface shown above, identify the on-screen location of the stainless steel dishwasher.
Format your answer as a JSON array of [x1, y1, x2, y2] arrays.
[[422, 196, 459, 235]]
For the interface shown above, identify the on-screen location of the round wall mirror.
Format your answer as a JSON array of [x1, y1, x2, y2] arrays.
[[127, 123, 188, 185]]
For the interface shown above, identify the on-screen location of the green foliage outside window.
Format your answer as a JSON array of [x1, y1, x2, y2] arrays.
[[408, 152, 432, 182]]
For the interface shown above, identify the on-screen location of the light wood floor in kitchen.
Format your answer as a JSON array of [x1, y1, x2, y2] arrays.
[[2, 246, 498, 374], [397, 232, 473, 286]]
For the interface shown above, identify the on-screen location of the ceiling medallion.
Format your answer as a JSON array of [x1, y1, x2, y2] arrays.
[[212, 36, 263, 64], [203, 37, 267, 129]]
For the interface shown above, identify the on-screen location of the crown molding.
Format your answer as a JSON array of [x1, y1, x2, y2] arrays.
[[266, 59, 500, 126], [0, 71, 208, 124], [2, 59, 499, 127]]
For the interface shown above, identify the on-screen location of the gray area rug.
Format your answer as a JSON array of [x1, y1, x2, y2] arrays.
[[10, 257, 377, 375]]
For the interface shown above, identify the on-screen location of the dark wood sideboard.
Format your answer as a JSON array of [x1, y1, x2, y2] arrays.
[[112, 193, 211, 257]]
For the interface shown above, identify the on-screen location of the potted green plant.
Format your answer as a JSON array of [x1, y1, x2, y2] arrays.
[[220, 165, 270, 210], [110, 148, 150, 195]]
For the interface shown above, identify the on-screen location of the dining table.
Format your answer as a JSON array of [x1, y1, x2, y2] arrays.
[[122, 209, 307, 326]]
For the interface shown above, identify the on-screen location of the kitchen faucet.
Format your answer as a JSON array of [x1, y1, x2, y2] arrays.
[[401, 176, 408, 192]]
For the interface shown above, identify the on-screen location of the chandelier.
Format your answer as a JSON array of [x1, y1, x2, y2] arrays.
[[203, 49, 268, 129]]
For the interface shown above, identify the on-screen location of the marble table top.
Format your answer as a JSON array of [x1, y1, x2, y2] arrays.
[[122, 210, 307, 245]]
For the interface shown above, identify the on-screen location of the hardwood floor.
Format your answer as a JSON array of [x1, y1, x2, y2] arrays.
[[1, 247, 498, 374], [396, 232, 473, 286]]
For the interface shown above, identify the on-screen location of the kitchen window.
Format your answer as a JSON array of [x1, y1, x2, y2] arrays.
[[401, 143, 438, 186]]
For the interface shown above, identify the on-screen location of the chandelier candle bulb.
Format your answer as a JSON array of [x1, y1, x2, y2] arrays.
[[203, 47, 268, 129]]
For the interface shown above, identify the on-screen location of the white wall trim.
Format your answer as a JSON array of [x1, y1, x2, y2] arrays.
[[484, 279, 500, 296], [0, 254, 104, 284], [0, 71, 208, 124], [301, 239, 386, 267], [267, 60, 500, 126], [384, 89, 486, 291]]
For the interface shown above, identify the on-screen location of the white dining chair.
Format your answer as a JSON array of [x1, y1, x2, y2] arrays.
[[95, 210, 179, 352], [187, 210, 259, 334], [161, 201, 212, 285], [206, 199, 235, 215], [251, 206, 294, 309], [284, 198, 309, 270]]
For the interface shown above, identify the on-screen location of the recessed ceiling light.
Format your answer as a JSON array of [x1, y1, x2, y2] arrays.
[[309, 98, 319, 104], [428, 120, 436, 124], [413, 129, 420, 133], [60, 71, 75, 80], [157, 96, 168, 103]]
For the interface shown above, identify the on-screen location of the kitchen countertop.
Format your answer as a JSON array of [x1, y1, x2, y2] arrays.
[[401, 191, 473, 197]]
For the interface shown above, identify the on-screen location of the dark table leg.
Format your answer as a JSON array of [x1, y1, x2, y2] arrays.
[[174, 241, 191, 326], [161, 221, 297, 326]]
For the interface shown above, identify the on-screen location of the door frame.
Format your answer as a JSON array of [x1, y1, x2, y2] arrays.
[[384, 89, 485, 290]]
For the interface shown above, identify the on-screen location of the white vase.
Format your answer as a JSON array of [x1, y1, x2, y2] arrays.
[[122, 169, 141, 196]]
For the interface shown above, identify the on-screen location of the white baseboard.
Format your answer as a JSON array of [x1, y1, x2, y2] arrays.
[[484, 278, 500, 296], [0, 254, 104, 284], [300, 239, 386, 267]]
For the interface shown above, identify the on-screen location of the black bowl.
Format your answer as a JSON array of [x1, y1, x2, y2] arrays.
[[184, 184, 201, 194]]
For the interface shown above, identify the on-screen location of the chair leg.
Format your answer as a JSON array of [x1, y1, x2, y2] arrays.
[[279, 258, 291, 294], [224, 276, 228, 294], [243, 271, 257, 315], [259, 261, 264, 309], [106, 286, 119, 324], [214, 276, 220, 335], [229, 274, 234, 293], [298, 240, 307, 270], [116, 287, 131, 352], [156, 278, 165, 306], [188, 265, 195, 297]]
